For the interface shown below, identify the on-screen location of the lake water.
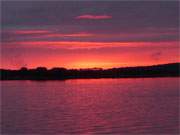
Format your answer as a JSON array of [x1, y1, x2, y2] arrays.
[[1, 78, 179, 134]]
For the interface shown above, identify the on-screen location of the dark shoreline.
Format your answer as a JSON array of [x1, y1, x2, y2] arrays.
[[1, 63, 179, 80], [0, 76, 179, 81]]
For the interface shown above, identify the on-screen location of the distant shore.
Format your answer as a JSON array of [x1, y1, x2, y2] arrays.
[[1, 63, 179, 80]]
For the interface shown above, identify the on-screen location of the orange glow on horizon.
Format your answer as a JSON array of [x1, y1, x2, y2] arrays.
[[1, 54, 179, 70], [1, 40, 179, 70]]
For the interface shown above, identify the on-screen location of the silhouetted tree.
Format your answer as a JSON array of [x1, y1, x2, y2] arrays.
[[0, 63, 179, 80]]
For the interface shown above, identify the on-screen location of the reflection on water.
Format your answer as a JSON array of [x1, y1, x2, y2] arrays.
[[1, 78, 179, 134]]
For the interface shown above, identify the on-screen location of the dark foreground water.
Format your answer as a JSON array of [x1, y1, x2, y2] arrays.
[[1, 78, 179, 134]]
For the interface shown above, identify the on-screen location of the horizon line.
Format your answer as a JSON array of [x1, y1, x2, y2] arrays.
[[1, 62, 179, 71]]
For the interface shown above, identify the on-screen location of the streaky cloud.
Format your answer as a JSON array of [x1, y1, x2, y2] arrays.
[[76, 14, 112, 20]]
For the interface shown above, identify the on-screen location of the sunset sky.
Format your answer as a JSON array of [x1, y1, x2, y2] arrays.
[[1, 1, 179, 69]]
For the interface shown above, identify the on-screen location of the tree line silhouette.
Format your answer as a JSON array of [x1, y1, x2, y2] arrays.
[[0, 63, 179, 80]]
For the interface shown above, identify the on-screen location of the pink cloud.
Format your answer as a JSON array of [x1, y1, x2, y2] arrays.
[[11, 30, 49, 35], [76, 14, 112, 20], [43, 33, 94, 38]]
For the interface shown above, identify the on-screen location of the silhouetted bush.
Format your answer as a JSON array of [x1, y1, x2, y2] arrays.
[[0, 63, 179, 80]]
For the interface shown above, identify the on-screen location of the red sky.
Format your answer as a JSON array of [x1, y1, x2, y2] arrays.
[[2, 40, 179, 69], [1, 1, 179, 69]]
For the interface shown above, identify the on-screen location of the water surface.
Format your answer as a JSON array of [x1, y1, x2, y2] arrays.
[[1, 78, 179, 134]]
